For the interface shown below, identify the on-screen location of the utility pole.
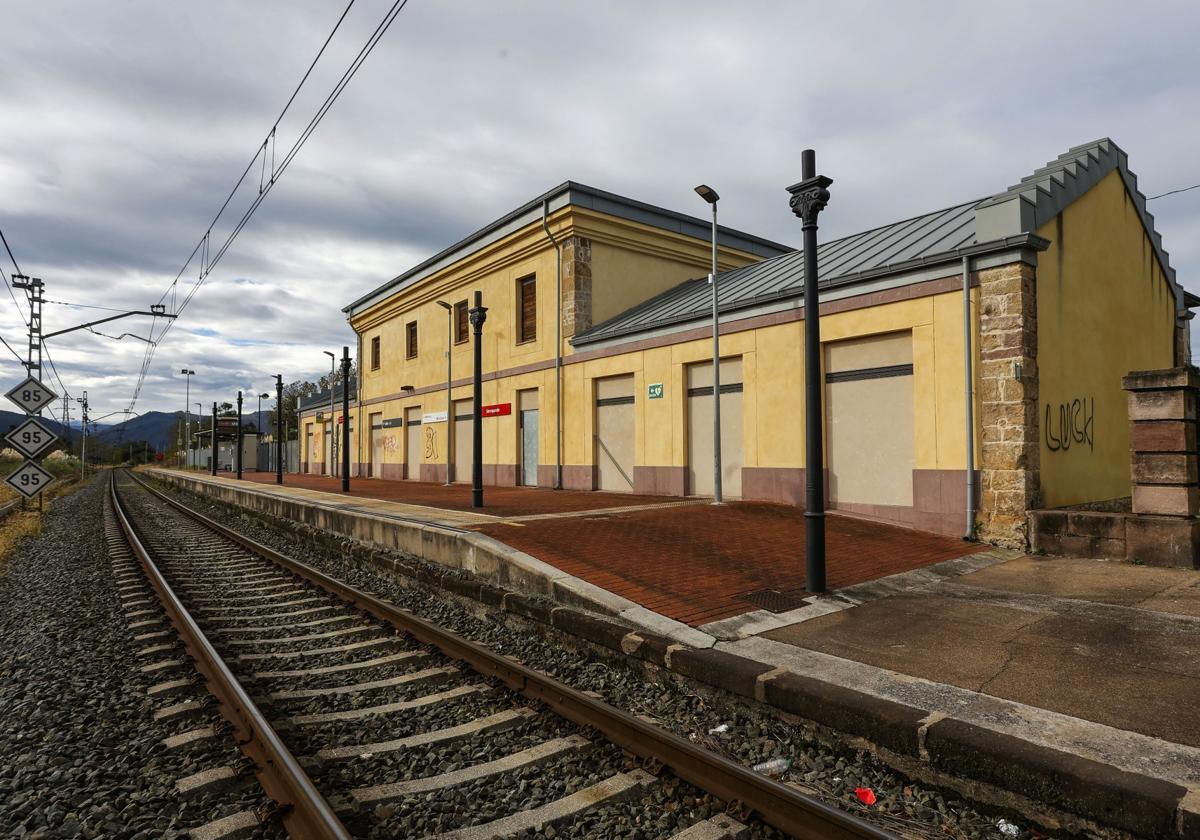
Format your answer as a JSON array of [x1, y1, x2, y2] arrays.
[[275, 374, 284, 486], [787, 149, 833, 594], [80, 391, 89, 480], [469, 291, 488, 508], [181, 369, 194, 470], [340, 347, 351, 493], [235, 391, 243, 479], [211, 401, 218, 476]]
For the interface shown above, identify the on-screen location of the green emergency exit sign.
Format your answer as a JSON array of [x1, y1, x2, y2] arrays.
[[648, 383, 663, 399]]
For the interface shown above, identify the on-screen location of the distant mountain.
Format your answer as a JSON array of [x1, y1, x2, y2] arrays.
[[95, 409, 270, 450]]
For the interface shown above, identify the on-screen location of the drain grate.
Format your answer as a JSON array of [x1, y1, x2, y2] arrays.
[[737, 589, 807, 613]]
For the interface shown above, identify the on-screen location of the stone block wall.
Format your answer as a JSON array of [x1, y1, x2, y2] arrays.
[[977, 262, 1041, 548], [1124, 367, 1200, 516], [561, 236, 593, 339]]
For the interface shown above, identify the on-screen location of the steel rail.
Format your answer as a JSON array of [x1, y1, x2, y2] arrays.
[[108, 472, 351, 840], [124, 470, 891, 840]]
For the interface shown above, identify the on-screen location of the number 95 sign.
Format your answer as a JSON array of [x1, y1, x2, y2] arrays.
[[4, 461, 54, 499]]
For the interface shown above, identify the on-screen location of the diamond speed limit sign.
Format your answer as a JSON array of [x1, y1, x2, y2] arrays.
[[5, 417, 58, 460], [5, 377, 58, 415], [4, 460, 55, 499]]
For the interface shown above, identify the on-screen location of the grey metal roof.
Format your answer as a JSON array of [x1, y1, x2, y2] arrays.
[[575, 138, 1184, 346], [299, 377, 357, 413], [343, 181, 794, 317]]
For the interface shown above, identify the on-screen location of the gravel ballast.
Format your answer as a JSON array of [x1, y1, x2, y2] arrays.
[[0, 476, 285, 839]]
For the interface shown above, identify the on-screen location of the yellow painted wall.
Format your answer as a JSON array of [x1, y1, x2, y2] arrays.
[[306, 282, 979, 488], [342, 204, 767, 476], [1036, 170, 1177, 507], [563, 286, 975, 474]]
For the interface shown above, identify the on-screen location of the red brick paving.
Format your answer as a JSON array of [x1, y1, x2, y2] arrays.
[[228, 470, 678, 518], [478, 503, 987, 626], [198, 470, 985, 628]]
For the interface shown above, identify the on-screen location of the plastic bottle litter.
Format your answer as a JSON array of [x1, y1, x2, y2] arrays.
[[996, 818, 1020, 837], [707, 724, 729, 735], [752, 758, 791, 776]]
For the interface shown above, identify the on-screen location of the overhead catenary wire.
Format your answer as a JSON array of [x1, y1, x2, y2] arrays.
[[1147, 183, 1200, 201], [125, 0, 410, 413]]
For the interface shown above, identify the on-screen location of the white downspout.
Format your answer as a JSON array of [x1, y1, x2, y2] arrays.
[[963, 255, 976, 541]]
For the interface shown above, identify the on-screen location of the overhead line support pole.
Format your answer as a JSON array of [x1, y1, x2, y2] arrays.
[[340, 347, 350, 493]]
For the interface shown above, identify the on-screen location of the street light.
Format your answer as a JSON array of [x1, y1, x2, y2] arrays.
[[437, 300, 453, 486], [180, 369, 195, 470], [257, 392, 269, 435], [323, 350, 336, 477], [694, 184, 723, 505]]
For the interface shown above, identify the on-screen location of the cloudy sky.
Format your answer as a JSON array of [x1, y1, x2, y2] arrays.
[[2, 0, 1198, 423]]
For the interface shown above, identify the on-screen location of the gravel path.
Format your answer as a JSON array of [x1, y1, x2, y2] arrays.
[[0, 476, 284, 839], [151, 478, 1086, 840]]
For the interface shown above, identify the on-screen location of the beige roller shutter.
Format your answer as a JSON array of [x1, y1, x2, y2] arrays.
[[686, 358, 743, 497], [825, 331, 915, 507], [405, 406, 422, 480], [595, 375, 635, 492], [453, 398, 472, 484], [369, 412, 383, 478]]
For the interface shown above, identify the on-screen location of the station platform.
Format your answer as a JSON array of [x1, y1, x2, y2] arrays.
[[146, 467, 1200, 833]]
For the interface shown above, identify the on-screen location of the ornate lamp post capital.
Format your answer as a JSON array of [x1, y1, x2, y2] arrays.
[[468, 300, 488, 332], [786, 173, 833, 226]]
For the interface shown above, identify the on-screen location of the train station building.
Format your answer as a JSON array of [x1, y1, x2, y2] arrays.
[[300, 138, 1190, 547]]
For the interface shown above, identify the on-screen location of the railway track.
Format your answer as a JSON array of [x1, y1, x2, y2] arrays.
[[108, 469, 891, 840]]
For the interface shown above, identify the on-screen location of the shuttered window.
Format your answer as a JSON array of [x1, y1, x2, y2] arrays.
[[370, 336, 381, 370], [405, 321, 418, 359], [454, 300, 469, 344], [518, 276, 536, 343]]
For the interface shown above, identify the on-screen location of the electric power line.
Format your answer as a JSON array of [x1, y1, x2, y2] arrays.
[[1147, 183, 1200, 201], [125, 0, 410, 413], [0, 226, 22, 275]]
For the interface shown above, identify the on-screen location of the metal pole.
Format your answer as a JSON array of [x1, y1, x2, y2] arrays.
[[235, 391, 243, 480], [341, 346, 351, 493], [469, 292, 488, 508], [80, 392, 88, 479], [446, 307, 453, 485], [194, 402, 202, 471], [787, 149, 833, 594], [211, 401, 217, 475], [276, 375, 284, 486], [330, 357, 336, 477], [710, 201, 723, 505], [184, 372, 190, 470]]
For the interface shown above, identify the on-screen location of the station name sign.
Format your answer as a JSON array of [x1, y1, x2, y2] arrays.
[[481, 403, 511, 418]]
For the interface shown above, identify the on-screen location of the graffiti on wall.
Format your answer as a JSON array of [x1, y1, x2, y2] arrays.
[[1045, 397, 1094, 452], [423, 426, 439, 460], [383, 433, 398, 453]]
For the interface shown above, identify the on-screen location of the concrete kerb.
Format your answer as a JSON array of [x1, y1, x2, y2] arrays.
[[146, 469, 1196, 837]]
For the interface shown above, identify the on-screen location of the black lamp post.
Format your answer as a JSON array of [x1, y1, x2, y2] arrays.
[[468, 291, 488, 508], [211, 401, 217, 475], [341, 346, 351, 493], [787, 149, 833, 594], [275, 375, 284, 485], [235, 390, 243, 480]]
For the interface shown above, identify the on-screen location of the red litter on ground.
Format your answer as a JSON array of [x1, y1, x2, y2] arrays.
[[854, 787, 877, 806]]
